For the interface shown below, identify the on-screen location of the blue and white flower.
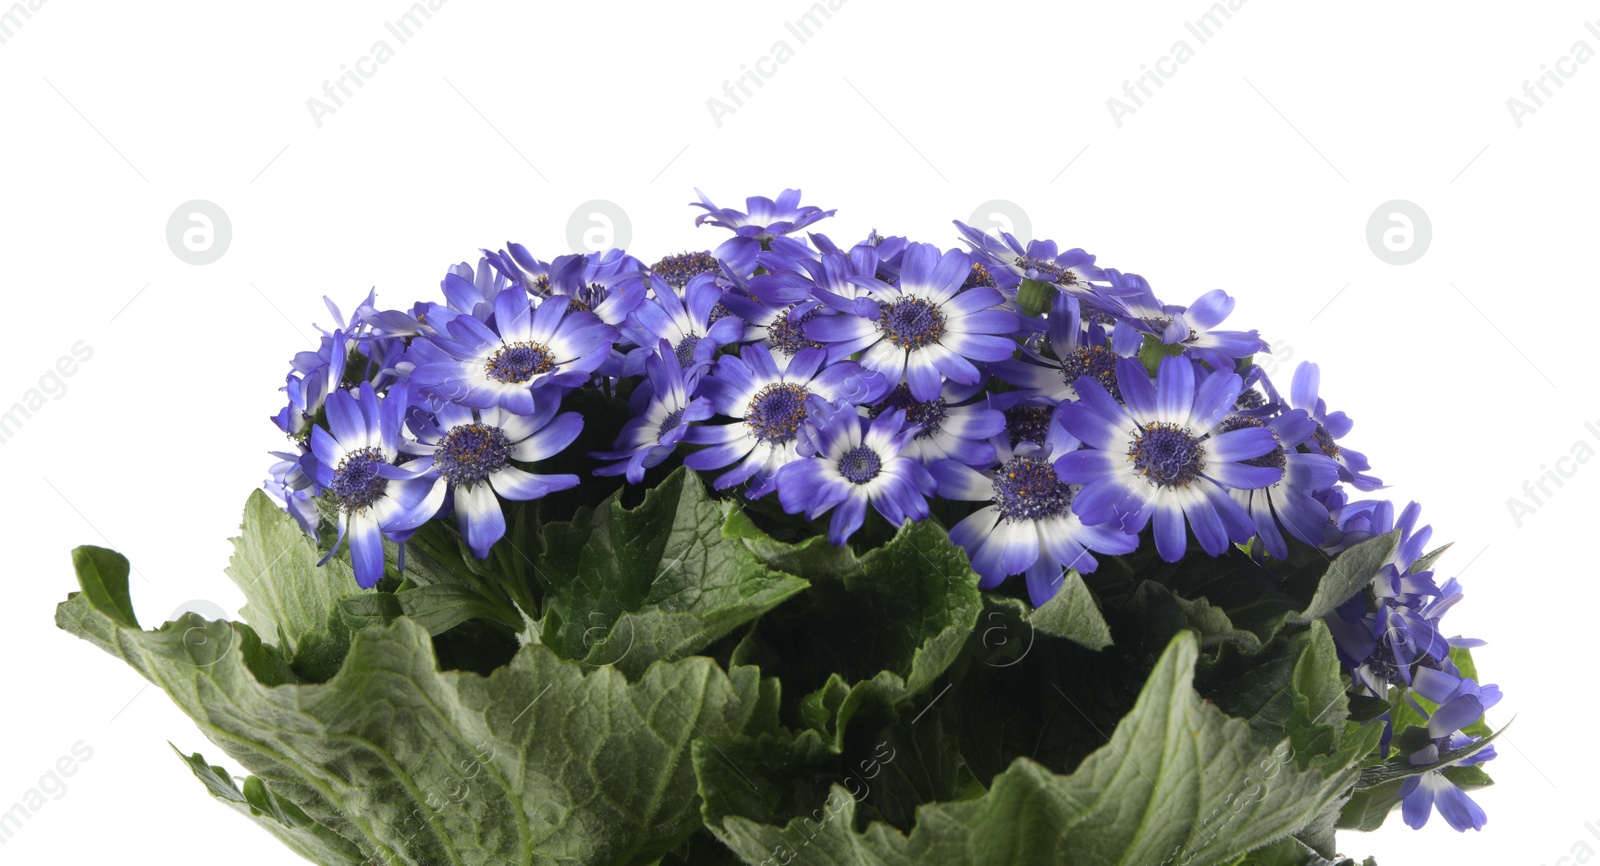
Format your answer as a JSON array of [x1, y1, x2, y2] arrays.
[[1055, 356, 1283, 561], [775, 401, 935, 544], [684, 344, 885, 496], [308, 383, 445, 588], [402, 397, 582, 558], [803, 243, 1020, 401]]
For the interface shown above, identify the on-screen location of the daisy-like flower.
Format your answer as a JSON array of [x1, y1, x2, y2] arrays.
[[683, 344, 885, 497], [273, 329, 349, 439], [992, 296, 1121, 406], [691, 187, 835, 241], [753, 246, 880, 318], [1282, 361, 1383, 491], [406, 287, 617, 414], [867, 380, 1004, 467], [720, 293, 828, 365], [264, 448, 320, 538], [1218, 407, 1341, 559], [650, 249, 723, 290], [1397, 667, 1502, 832], [308, 383, 445, 588], [930, 444, 1140, 606], [1054, 356, 1283, 562], [594, 340, 713, 483], [775, 401, 935, 544], [403, 397, 582, 558], [951, 222, 1107, 291], [803, 242, 1020, 402], [1400, 732, 1497, 832], [1105, 276, 1267, 371], [619, 272, 744, 375]]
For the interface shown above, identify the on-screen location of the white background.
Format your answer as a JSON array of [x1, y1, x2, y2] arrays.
[[1, 1, 1595, 863]]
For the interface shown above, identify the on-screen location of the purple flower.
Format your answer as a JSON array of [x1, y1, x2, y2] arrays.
[[1054, 357, 1283, 561], [931, 444, 1139, 606], [593, 340, 713, 483], [803, 243, 1020, 402], [406, 288, 617, 414], [1282, 362, 1382, 491], [868, 380, 1004, 467], [307, 383, 444, 588], [691, 187, 835, 241], [1220, 408, 1341, 558], [620, 273, 744, 374], [683, 344, 885, 497], [1397, 667, 1502, 832], [402, 398, 582, 558], [775, 401, 935, 544], [1105, 277, 1267, 370]]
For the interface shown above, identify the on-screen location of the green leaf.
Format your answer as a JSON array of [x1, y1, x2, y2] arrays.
[[398, 584, 524, 634], [1026, 569, 1112, 650], [1139, 546, 1304, 643], [70, 546, 140, 629], [1410, 543, 1453, 576], [1231, 835, 1377, 865], [228, 489, 367, 654], [705, 633, 1359, 866], [1172, 591, 1264, 652], [1288, 621, 1349, 766], [1016, 278, 1056, 317], [734, 517, 983, 740], [59, 551, 781, 866], [1288, 530, 1402, 625], [535, 468, 808, 678], [174, 746, 368, 865], [1345, 694, 1391, 723]]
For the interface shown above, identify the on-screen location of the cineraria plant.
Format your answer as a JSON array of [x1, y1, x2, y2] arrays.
[[58, 189, 1505, 866]]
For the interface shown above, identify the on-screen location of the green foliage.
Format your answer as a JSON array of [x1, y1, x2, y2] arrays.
[[58, 468, 1422, 865]]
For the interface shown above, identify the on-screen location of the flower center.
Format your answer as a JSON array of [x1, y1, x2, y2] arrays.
[[766, 304, 824, 356], [1312, 424, 1340, 459], [651, 251, 719, 289], [745, 382, 811, 445], [1219, 415, 1285, 471], [1017, 256, 1077, 284], [1128, 422, 1205, 488], [707, 301, 733, 325], [485, 341, 556, 384], [1004, 404, 1053, 448], [657, 407, 687, 437], [673, 333, 702, 366], [1235, 388, 1266, 411], [331, 446, 390, 513], [435, 422, 514, 485], [869, 383, 947, 439], [838, 445, 882, 484], [878, 297, 946, 350], [1059, 345, 1120, 399], [962, 263, 996, 289], [993, 456, 1073, 522]]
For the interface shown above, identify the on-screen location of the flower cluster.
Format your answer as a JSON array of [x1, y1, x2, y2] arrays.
[[262, 188, 1500, 832]]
